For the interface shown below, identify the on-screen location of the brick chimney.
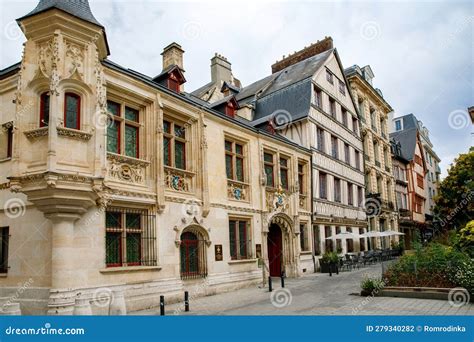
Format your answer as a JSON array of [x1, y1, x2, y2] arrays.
[[271, 37, 333, 73], [162, 42, 184, 70], [211, 53, 232, 84]]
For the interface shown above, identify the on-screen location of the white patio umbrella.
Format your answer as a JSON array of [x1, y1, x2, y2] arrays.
[[380, 230, 405, 236], [325, 232, 361, 239], [360, 231, 384, 238]]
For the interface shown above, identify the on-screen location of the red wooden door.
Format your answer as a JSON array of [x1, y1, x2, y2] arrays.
[[267, 224, 282, 277]]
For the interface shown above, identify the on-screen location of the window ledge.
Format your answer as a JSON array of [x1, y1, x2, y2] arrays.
[[300, 251, 312, 255], [100, 265, 162, 273], [0, 157, 12, 163], [228, 258, 258, 265], [57, 127, 92, 141], [0, 273, 7, 278], [24, 127, 48, 140]]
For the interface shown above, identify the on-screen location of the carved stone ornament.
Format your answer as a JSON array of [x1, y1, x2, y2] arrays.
[[57, 127, 92, 141], [266, 187, 290, 213], [65, 41, 84, 79], [227, 181, 248, 201], [24, 127, 48, 140], [107, 153, 150, 184]]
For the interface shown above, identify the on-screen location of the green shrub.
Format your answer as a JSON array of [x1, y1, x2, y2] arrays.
[[384, 242, 470, 290], [361, 276, 385, 293], [321, 251, 339, 264], [448, 260, 474, 294], [455, 220, 474, 257]]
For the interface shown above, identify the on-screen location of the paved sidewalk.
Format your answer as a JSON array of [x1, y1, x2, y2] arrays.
[[132, 264, 474, 316]]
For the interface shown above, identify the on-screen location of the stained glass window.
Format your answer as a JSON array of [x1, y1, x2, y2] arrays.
[[64, 93, 80, 129], [107, 121, 120, 153], [106, 233, 121, 266], [107, 101, 120, 116], [229, 219, 250, 260], [175, 141, 185, 169], [225, 140, 245, 183], [125, 107, 138, 122], [125, 125, 138, 158], [163, 120, 187, 171], [126, 233, 141, 265], [164, 137, 171, 166], [280, 157, 289, 190], [264, 152, 274, 187]]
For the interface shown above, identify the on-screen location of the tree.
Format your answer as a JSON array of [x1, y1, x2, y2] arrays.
[[433, 150, 474, 231]]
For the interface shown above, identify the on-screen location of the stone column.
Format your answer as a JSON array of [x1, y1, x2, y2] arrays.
[[46, 213, 81, 315]]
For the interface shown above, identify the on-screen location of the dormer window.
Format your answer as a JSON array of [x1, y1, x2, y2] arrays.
[[168, 73, 180, 93], [153, 65, 186, 93], [225, 102, 235, 117]]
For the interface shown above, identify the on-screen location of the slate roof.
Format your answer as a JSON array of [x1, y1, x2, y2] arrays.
[[17, 0, 103, 27], [0, 62, 21, 80], [389, 128, 418, 161], [101, 59, 308, 152]]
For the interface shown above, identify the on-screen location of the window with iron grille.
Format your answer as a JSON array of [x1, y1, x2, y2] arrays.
[[163, 119, 187, 170], [0, 227, 9, 273], [105, 208, 156, 267], [180, 230, 208, 279], [229, 219, 251, 260], [106, 100, 140, 158], [299, 224, 310, 252]]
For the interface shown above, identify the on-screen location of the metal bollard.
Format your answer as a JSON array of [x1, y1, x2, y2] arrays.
[[160, 295, 165, 316], [268, 276, 273, 292], [336, 264, 339, 275], [329, 264, 332, 277], [184, 291, 189, 312], [281, 274, 285, 288]]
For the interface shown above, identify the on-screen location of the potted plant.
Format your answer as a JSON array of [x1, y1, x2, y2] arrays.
[[320, 251, 340, 273]]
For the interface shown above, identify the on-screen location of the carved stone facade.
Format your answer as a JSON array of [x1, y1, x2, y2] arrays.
[[0, 1, 311, 315]]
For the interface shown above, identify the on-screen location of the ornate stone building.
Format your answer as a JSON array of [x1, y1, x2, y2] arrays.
[[345, 65, 398, 249], [0, 0, 312, 314], [194, 38, 368, 263]]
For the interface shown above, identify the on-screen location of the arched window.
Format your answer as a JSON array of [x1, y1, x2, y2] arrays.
[[64, 92, 81, 130], [40, 92, 50, 127]]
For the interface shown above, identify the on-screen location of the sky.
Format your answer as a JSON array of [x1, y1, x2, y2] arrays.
[[0, 0, 472, 177]]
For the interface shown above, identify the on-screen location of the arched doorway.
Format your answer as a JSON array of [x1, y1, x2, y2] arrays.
[[267, 223, 283, 277], [179, 229, 208, 280]]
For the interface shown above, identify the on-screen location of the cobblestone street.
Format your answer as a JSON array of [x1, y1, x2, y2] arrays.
[[134, 264, 474, 316]]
